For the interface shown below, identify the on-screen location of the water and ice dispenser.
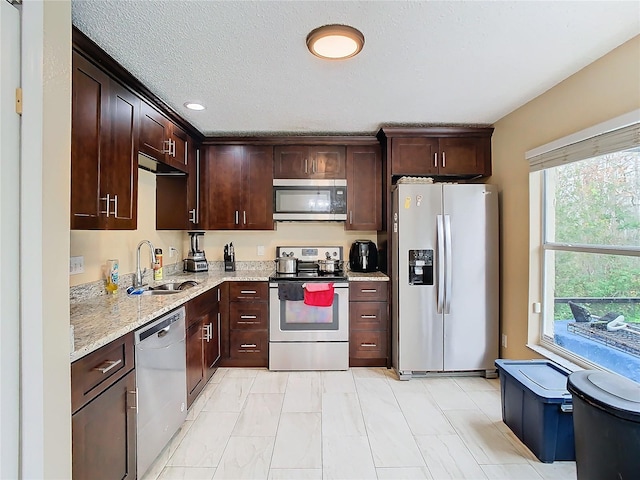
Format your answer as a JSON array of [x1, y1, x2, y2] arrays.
[[408, 249, 434, 285]]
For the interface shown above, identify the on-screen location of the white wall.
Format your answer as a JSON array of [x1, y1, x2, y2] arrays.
[[0, 2, 21, 477], [21, 1, 72, 477]]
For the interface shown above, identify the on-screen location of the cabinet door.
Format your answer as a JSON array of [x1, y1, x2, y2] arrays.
[[345, 145, 381, 230], [71, 52, 109, 229], [203, 145, 243, 229], [72, 370, 136, 480], [273, 146, 310, 178], [139, 101, 170, 162], [204, 287, 221, 378], [104, 81, 138, 229], [187, 142, 201, 228], [310, 146, 346, 179], [242, 146, 274, 230], [168, 124, 189, 173], [390, 137, 439, 176], [438, 137, 490, 176], [186, 319, 205, 408]]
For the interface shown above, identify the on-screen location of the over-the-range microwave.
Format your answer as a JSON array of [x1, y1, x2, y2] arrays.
[[273, 179, 347, 221]]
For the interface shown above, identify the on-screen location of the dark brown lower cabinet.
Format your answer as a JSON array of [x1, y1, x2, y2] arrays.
[[72, 370, 136, 480], [349, 281, 390, 367], [186, 286, 221, 408]]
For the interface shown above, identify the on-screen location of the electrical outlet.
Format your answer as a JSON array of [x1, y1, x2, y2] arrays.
[[70, 256, 84, 275], [169, 246, 179, 258], [257, 245, 265, 256], [501, 334, 508, 349]]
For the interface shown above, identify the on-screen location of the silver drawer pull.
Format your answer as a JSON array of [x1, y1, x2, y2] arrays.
[[127, 389, 138, 411], [93, 359, 122, 374], [240, 315, 257, 319], [361, 343, 377, 347], [361, 289, 377, 293], [360, 315, 378, 319], [240, 290, 257, 294], [240, 344, 257, 348]]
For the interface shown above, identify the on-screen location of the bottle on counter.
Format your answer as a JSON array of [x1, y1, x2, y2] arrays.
[[154, 248, 163, 281], [106, 259, 119, 294]]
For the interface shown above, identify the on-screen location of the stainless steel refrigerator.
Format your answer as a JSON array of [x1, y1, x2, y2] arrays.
[[391, 183, 499, 379]]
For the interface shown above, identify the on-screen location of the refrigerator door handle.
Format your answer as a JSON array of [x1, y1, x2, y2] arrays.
[[444, 214, 453, 314], [437, 214, 445, 314]]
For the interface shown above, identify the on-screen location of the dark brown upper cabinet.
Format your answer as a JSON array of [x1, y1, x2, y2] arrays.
[[139, 102, 189, 173], [274, 145, 346, 179], [155, 138, 200, 230], [345, 145, 382, 231], [202, 145, 274, 230], [380, 127, 493, 178], [71, 51, 138, 230]]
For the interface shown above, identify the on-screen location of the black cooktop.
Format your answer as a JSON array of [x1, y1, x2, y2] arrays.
[[270, 270, 347, 282]]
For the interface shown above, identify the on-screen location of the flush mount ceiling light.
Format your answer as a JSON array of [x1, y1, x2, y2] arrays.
[[184, 102, 205, 111], [306, 24, 364, 60]]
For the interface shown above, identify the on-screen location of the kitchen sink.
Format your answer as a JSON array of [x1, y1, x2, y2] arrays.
[[128, 280, 199, 296]]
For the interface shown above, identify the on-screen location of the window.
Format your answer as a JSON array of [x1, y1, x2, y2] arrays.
[[528, 112, 640, 382]]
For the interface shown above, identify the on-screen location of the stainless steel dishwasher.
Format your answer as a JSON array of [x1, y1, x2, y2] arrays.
[[135, 306, 187, 478]]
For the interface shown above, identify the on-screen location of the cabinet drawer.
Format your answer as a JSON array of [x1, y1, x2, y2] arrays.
[[229, 330, 268, 360], [349, 282, 388, 302], [229, 282, 268, 302], [71, 332, 135, 413], [349, 331, 387, 359], [350, 302, 388, 330], [230, 302, 268, 329]]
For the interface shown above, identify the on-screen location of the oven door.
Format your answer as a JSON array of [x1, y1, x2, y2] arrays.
[[269, 282, 349, 341]]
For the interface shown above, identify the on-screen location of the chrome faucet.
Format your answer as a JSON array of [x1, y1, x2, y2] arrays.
[[134, 240, 157, 288]]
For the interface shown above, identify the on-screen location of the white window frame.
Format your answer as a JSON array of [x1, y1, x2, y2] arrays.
[[526, 109, 640, 370]]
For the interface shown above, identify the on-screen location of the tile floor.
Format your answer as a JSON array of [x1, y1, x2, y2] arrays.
[[142, 368, 576, 480]]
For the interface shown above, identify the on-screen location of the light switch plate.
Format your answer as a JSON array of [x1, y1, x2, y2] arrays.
[[257, 245, 265, 256], [70, 256, 84, 275]]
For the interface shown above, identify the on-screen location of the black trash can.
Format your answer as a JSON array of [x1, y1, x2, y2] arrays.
[[567, 370, 640, 480]]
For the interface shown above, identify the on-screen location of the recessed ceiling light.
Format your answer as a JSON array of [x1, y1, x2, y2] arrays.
[[184, 102, 205, 111], [306, 24, 364, 60]]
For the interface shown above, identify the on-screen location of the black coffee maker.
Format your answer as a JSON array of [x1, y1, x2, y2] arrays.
[[349, 240, 378, 272]]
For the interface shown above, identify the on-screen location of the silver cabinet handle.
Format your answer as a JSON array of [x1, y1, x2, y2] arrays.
[[360, 343, 377, 347], [304, 158, 308, 174], [240, 315, 257, 319], [243, 211, 246, 225], [434, 152, 438, 168], [184, 141, 188, 165], [217, 288, 221, 302], [127, 389, 138, 411], [312, 159, 317, 174], [442, 151, 446, 168], [189, 208, 196, 223], [360, 289, 377, 293], [100, 193, 110, 217], [360, 315, 378, 319], [240, 344, 257, 348], [162, 139, 171, 154], [171, 139, 176, 157], [113, 194, 118, 218], [205, 323, 213, 342], [349, 211, 353, 224], [235, 210, 239, 225], [240, 290, 257, 294], [93, 358, 122, 374]]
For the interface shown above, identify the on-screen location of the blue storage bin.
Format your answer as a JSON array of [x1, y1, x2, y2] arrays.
[[495, 359, 576, 463]]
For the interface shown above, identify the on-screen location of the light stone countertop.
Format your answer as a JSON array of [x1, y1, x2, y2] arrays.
[[70, 268, 389, 363]]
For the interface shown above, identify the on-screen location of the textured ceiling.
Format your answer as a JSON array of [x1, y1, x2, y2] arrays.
[[71, 1, 640, 136]]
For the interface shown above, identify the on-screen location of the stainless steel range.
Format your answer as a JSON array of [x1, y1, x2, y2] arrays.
[[269, 246, 349, 371]]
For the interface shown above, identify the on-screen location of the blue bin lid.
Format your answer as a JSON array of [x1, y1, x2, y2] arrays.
[[567, 370, 640, 423], [495, 359, 573, 404]]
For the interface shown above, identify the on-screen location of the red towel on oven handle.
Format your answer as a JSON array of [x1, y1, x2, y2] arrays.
[[303, 283, 334, 307]]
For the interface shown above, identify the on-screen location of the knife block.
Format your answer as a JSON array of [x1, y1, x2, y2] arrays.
[[224, 260, 235, 272]]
